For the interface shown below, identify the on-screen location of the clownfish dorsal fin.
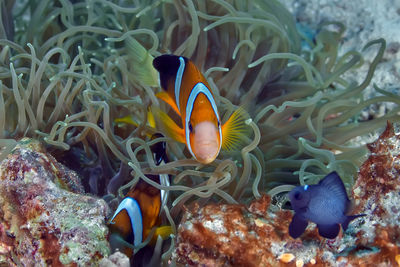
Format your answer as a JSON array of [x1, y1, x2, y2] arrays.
[[156, 91, 181, 116], [221, 107, 249, 151], [150, 106, 185, 144]]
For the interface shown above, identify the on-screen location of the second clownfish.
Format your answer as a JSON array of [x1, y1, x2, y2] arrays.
[[108, 134, 172, 258], [152, 55, 248, 164]]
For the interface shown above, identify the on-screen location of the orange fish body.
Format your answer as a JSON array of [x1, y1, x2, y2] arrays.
[[153, 55, 245, 164], [108, 134, 171, 257], [108, 179, 164, 257]]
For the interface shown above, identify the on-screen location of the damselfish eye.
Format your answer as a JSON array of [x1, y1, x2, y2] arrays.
[[188, 122, 193, 133], [294, 191, 302, 200]]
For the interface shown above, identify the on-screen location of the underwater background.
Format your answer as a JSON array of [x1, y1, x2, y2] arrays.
[[0, 0, 399, 266]]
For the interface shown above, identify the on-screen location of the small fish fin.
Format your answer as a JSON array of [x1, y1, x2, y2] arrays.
[[221, 107, 250, 151], [151, 106, 185, 144], [156, 91, 181, 116], [149, 225, 173, 245], [114, 115, 139, 127], [125, 37, 159, 87], [289, 213, 308, 238], [115, 114, 154, 138], [147, 107, 156, 129], [109, 233, 134, 257], [317, 224, 340, 239], [342, 214, 366, 231], [319, 171, 349, 203], [154, 225, 173, 240]]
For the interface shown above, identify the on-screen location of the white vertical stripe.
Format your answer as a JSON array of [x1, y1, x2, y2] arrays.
[[158, 162, 170, 214], [175, 57, 185, 112], [110, 197, 143, 246], [185, 82, 222, 159]]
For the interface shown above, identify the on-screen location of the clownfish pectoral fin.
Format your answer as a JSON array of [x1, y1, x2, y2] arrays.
[[149, 225, 173, 245], [221, 107, 249, 151], [114, 115, 139, 127], [151, 106, 185, 144], [155, 91, 181, 116], [125, 37, 159, 87]]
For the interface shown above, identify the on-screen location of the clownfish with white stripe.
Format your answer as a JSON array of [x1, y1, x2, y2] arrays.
[[108, 133, 172, 258], [151, 54, 248, 164]]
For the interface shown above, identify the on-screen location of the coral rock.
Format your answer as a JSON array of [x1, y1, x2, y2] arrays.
[[173, 122, 400, 266], [0, 138, 110, 266], [99, 252, 130, 267], [349, 121, 400, 266], [173, 195, 286, 266]]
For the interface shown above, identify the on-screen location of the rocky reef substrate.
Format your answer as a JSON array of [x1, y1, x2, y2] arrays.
[[0, 138, 110, 266], [173, 122, 400, 266], [0, 126, 399, 266]]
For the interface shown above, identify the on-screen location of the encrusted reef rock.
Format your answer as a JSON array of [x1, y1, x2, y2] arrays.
[[173, 122, 400, 266], [173, 195, 293, 266], [99, 251, 130, 267], [349, 121, 400, 265], [0, 138, 110, 266]]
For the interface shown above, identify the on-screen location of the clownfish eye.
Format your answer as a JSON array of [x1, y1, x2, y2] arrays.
[[188, 122, 193, 133], [217, 120, 221, 128], [294, 191, 302, 200]]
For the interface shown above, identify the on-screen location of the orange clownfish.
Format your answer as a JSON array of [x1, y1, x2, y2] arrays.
[[152, 54, 247, 164], [108, 134, 171, 257]]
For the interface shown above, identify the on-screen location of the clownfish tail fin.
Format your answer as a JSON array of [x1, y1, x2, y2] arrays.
[[125, 37, 159, 87], [221, 107, 250, 151]]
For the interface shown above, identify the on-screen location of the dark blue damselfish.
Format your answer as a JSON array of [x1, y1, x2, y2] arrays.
[[288, 171, 364, 239]]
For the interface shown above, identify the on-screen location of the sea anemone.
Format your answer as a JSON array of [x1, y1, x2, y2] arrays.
[[0, 0, 399, 265]]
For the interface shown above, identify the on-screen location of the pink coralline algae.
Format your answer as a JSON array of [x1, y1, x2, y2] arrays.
[[173, 122, 400, 266], [0, 138, 110, 266]]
